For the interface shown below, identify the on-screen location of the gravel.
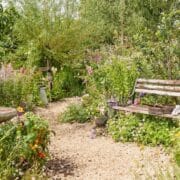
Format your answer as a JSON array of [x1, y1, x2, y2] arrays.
[[35, 97, 173, 180]]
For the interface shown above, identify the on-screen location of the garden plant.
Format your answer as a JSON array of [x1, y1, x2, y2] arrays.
[[0, 0, 179, 178]]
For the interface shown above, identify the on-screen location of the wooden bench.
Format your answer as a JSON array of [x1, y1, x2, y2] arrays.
[[112, 79, 180, 119]]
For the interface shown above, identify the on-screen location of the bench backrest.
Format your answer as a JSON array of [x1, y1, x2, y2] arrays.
[[135, 79, 180, 97]]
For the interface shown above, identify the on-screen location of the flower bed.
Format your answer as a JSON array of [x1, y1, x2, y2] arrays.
[[0, 112, 50, 179]]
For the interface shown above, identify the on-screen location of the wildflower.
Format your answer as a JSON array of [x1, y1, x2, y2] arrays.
[[17, 106, 24, 113], [38, 151, 46, 159], [93, 54, 102, 63], [17, 106, 25, 117], [86, 65, 93, 75], [51, 66, 57, 75], [29, 144, 38, 150]]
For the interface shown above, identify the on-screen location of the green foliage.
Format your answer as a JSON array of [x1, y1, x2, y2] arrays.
[[104, 59, 137, 104], [80, 0, 121, 45], [82, 93, 107, 118], [134, 1, 179, 79], [141, 94, 178, 106], [86, 58, 138, 105], [0, 3, 19, 61], [0, 112, 50, 179], [9, 0, 86, 68], [173, 131, 180, 166], [51, 67, 84, 101], [59, 104, 90, 123], [82, 56, 138, 121], [108, 114, 178, 147], [0, 72, 41, 107]]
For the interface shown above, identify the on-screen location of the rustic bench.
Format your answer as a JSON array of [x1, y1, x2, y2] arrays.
[[112, 79, 180, 119]]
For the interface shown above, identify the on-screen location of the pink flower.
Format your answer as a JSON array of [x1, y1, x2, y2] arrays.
[[93, 54, 102, 63], [86, 66, 93, 75]]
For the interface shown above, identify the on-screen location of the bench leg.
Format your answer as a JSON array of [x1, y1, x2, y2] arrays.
[[132, 93, 136, 104]]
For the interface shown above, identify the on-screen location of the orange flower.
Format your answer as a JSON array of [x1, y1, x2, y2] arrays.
[[38, 152, 46, 159]]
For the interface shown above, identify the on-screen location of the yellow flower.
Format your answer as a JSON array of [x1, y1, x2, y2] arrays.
[[17, 106, 24, 113], [175, 131, 180, 138], [29, 144, 38, 150]]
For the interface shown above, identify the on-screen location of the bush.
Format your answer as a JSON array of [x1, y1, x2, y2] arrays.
[[83, 58, 138, 121], [86, 59, 138, 105], [0, 77, 41, 108], [81, 92, 108, 118], [104, 59, 138, 105], [51, 67, 84, 101], [0, 65, 42, 108], [107, 114, 178, 147], [0, 112, 50, 179], [59, 104, 90, 123]]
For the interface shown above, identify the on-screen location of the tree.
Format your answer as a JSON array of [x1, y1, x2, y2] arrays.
[[8, 0, 86, 68], [0, 2, 19, 61], [134, 0, 179, 79]]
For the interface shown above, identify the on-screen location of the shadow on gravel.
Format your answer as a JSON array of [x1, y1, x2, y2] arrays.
[[45, 157, 77, 177]]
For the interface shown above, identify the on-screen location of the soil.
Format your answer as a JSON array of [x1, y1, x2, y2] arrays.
[[35, 97, 173, 180]]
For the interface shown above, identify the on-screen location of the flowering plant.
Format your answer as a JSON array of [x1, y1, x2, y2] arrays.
[[0, 112, 50, 178], [0, 64, 42, 107]]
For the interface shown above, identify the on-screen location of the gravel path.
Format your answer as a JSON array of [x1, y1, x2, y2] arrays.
[[35, 97, 173, 180]]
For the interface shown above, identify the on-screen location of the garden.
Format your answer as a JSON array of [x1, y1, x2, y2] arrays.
[[0, 0, 180, 179]]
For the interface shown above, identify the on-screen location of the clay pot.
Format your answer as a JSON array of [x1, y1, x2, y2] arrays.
[[94, 115, 108, 127]]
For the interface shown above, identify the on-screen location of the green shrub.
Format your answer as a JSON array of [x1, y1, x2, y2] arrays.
[[104, 59, 138, 105], [83, 59, 138, 121], [59, 104, 90, 123], [173, 131, 180, 166], [86, 59, 138, 105], [141, 94, 178, 106], [107, 114, 139, 142], [108, 114, 178, 147], [51, 67, 84, 101], [0, 73, 41, 108], [0, 112, 50, 179]]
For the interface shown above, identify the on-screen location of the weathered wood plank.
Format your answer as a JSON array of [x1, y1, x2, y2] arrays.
[[135, 89, 180, 97], [137, 79, 180, 85], [112, 105, 180, 119], [136, 84, 180, 92], [0, 107, 17, 123]]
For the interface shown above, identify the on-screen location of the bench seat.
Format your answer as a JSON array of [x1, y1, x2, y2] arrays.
[[110, 78, 180, 119]]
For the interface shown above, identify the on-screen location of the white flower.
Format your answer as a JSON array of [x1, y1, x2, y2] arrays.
[[51, 66, 57, 74]]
